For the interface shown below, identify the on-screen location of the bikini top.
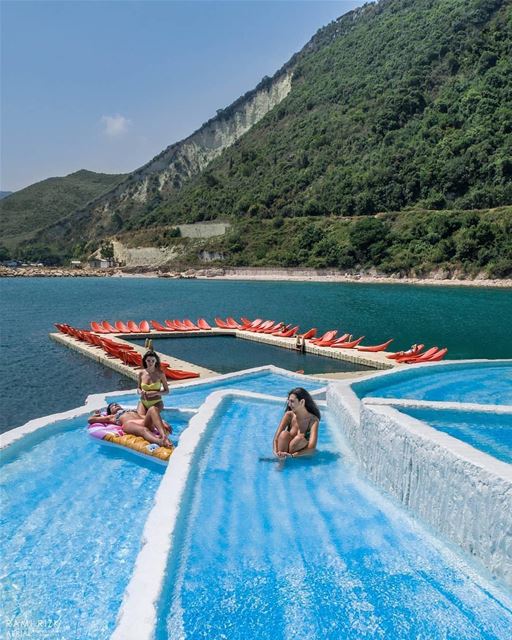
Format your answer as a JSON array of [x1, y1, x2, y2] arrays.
[[287, 413, 316, 439], [141, 381, 161, 392]]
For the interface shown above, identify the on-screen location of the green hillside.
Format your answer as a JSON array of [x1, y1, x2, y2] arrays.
[[144, 0, 510, 228], [5, 0, 512, 276], [0, 170, 125, 251]]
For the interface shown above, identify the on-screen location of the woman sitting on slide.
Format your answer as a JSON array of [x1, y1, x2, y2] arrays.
[[88, 402, 172, 448], [273, 387, 320, 459], [137, 350, 169, 416]]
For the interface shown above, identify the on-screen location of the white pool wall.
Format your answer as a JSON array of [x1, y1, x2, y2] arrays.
[[0, 393, 106, 450], [327, 363, 512, 588], [104, 364, 329, 409]]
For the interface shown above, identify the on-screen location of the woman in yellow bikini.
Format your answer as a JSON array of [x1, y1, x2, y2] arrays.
[[137, 350, 169, 416]]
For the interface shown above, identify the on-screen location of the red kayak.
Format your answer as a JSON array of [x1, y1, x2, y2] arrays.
[[424, 348, 448, 362], [161, 364, 200, 380], [398, 347, 439, 363], [300, 328, 317, 340], [214, 317, 230, 329], [90, 321, 108, 333], [197, 318, 212, 330], [275, 325, 299, 338], [357, 339, 394, 352], [387, 344, 424, 359], [139, 320, 151, 332], [311, 330, 337, 345], [331, 336, 365, 349], [317, 333, 348, 347], [226, 317, 242, 329], [256, 321, 276, 333], [102, 321, 117, 333], [151, 320, 173, 332], [127, 320, 142, 333], [115, 320, 131, 333]]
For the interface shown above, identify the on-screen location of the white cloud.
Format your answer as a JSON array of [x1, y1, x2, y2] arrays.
[[101, 114, 131, 137]]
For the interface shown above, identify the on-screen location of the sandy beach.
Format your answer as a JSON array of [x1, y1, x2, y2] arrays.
[[197, 268, 512, 288], [2, 265, 511, 287]]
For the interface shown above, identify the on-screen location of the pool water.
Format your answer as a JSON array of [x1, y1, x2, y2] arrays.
[[155, 396, 512, 640], [355, 362, 512, 405], [400, 407, 512, 464], [130, 335, 372, 375], [0, 417, 165, 640], [107, 370, 326, 410]]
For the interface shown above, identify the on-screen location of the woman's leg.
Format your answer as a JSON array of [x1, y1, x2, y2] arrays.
[[289, 434, 308, 454], [137, 401, 147, 416], [123, 420, 169, 446], [277, 430, 293, 455], [144, 406, 169, 441]]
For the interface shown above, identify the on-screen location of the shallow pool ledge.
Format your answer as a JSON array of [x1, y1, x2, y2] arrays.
[[327, 383, 512, 588]]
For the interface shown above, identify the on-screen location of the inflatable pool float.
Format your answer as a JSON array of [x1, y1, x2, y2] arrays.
[[88, 423, 173, 462]]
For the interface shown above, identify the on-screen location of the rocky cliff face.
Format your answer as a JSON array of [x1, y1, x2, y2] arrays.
[[58, 70, 292, 243]]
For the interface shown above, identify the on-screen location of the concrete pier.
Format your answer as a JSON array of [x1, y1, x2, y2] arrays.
[[49, 331, 219, 383], [50, 326, 399, 382]]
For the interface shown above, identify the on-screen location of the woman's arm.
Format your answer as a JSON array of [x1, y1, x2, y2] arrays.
[[137, 372, 143, 396], [292, 419, 319, 457], [159, 371, 169, 395], [87, 414, 115, 425]]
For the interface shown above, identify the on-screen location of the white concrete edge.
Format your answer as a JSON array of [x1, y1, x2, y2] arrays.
[[363, 396, 512, 415], [326, 378, 362, 424], [110, 388, 298, 640], [364, 403, 512, 482], [0, 396, 105, 450], [104, 364, 329, 403]]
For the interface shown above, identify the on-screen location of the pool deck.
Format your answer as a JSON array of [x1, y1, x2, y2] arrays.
[[50, 327, 398, 383]]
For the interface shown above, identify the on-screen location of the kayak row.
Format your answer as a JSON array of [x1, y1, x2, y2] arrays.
[[54, 323, 200, 380]]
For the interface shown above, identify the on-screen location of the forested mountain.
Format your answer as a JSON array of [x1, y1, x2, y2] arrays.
[[3, 0, 512, 276], [0, 170, 125, 258], [150, 0, 511, 223]]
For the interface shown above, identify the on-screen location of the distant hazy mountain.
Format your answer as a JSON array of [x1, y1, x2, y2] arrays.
[[0, 191, 12, 199], [0, 170, 126, 249]]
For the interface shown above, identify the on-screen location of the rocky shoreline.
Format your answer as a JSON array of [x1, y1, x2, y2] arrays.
[[1, 265, 510, 288]]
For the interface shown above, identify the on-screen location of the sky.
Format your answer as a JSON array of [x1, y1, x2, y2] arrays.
[[1, 0, 363, 192]]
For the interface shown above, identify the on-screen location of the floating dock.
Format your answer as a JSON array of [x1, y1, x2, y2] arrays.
[[50, 324, 399, 384]]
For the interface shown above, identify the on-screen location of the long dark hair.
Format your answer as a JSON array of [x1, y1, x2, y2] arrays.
[[106, 402, 119, 415], [142, 350, 161, 370], [286, 387, 321, 420]]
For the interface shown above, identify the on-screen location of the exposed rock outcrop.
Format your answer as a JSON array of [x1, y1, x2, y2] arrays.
[[48, 71, 292, 245]]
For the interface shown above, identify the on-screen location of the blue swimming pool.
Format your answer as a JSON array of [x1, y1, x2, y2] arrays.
[[354, 361, 512, 405], [106, 370, 326, 410], [0, 417, 165, 640], [400, 407, 512, 464], [154, 396, 512, 639]]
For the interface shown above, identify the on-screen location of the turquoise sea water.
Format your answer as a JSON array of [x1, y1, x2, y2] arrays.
[[156, 396, 512, 639], [1, 277, 511, 431]]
